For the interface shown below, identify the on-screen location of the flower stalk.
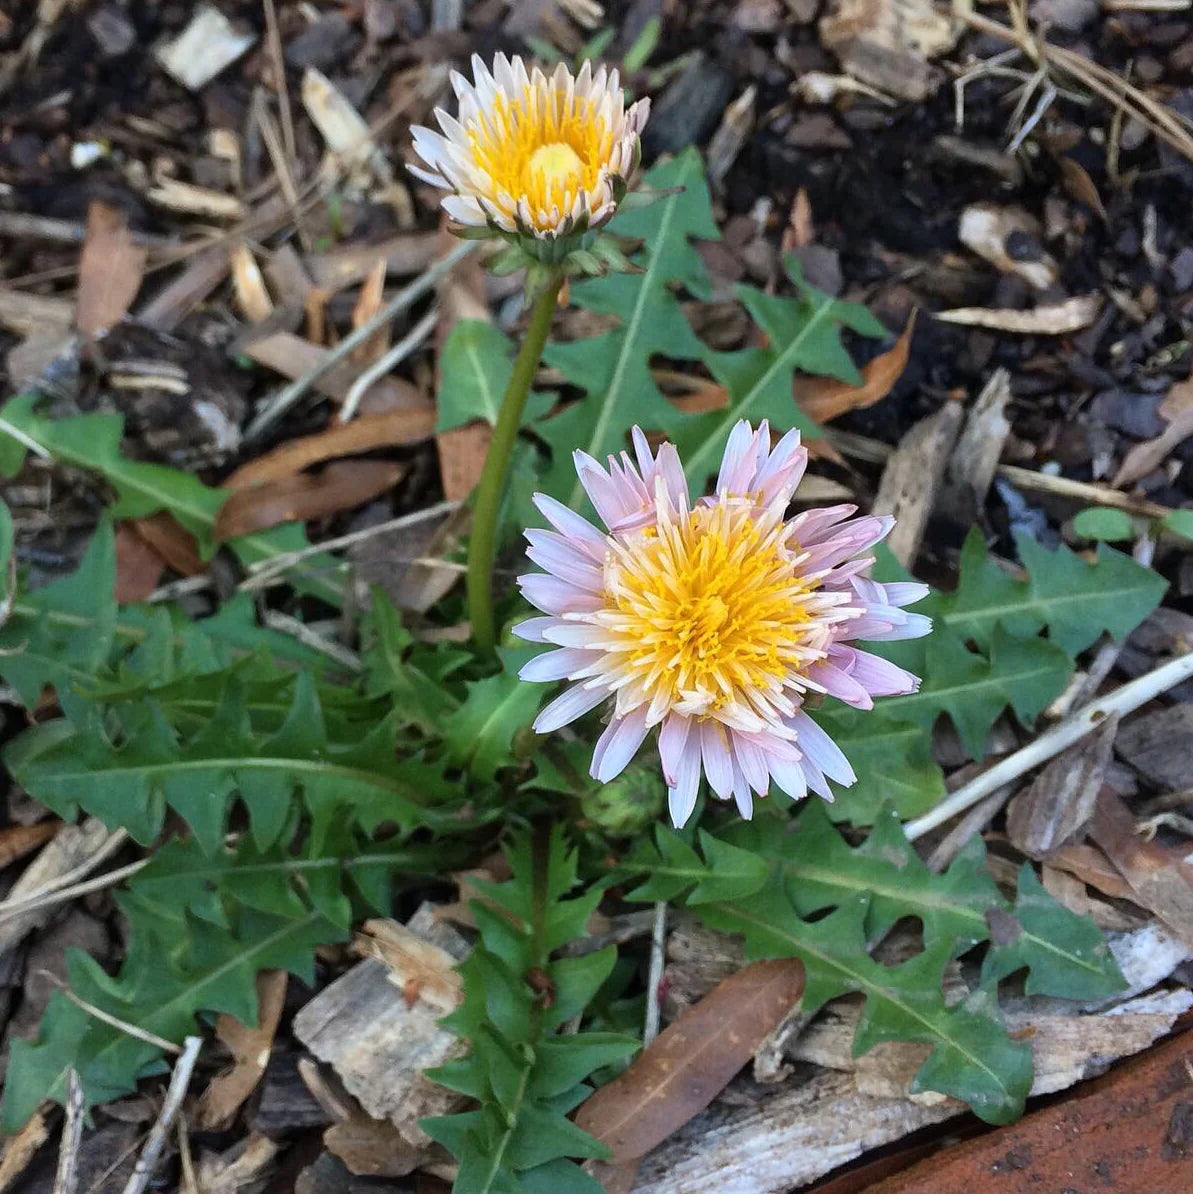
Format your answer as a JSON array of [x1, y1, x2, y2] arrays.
[[466, 276, 563, 654]]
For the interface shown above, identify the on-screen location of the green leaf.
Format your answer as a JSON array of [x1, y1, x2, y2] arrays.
[[677, 260, 882, 485], [1073, 507, 1134, 542], [701, 888, 1032, 1122], [538, 149, 718, 507], [443, 652, 544, 781], [938, 529, 1165, 656], [425, 828, 634, 1194], [1162, 509, 1193, 541], [438, 320, 515, 432], [0, 497, 12, 579], [877, 625, 1072, 759], [5, 676, 440, 851], [0, 396, 345, 606], [813, 711, 946, 823], [1, 904, 338, 1130]]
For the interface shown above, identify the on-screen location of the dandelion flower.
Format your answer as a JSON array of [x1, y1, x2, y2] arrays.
[[514, 422, 931, 827], [409, 53, 649, 249]]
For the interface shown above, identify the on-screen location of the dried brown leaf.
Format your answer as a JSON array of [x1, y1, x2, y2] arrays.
[[1091, 789, 1193, 946], [196, 970, 288, 1130], [324, 1109, 430, 1178], [795, 311, 916, 423], [1113, 370, 1193, 488], [352, 918, 463, 1015], [1058, 156, 1108, 223], [130, 512, 204, 577], [934, 295, 1101, 333], [114, 523, 166, 603], [213, 459, 404, 541], [573, 959, 805, 1162], [224, 410, 436, 490], [0, 821, 60, 870], [1045, 843, 1137, 902], [76, 201, 147, 340], [782, 187, 814, 253]]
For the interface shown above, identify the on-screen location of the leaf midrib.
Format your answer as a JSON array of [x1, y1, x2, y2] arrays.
[[682, 291, 836, 482], [943, 580, 1152, 632], [567, 152, 701, 510], [708, 902, 1011, 1097]]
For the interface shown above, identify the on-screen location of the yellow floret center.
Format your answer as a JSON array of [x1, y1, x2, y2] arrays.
[[465, 84, 613, 228], [598, 501, 824, 718]]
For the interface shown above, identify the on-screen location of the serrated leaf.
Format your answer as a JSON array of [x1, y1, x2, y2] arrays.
[[878, 624, 1072, 759], [1163, 509, 1193, 540], [699, 887, 1032, 1123], [677, 260, 882, 485], [538, 150, 717, 507], [0, 395, 345, 606], [938, 528, 1165, 656], [443, 659, 544, 782], [1073, 507, 1134, 542], [1, 905, 337, 1130], [813, 711, 945, 823]]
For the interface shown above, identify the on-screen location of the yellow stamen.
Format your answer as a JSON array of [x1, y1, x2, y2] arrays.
[[598, 500, 828, 717]]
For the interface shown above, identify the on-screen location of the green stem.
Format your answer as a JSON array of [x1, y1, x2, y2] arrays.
[[467, 278, 562, 655]]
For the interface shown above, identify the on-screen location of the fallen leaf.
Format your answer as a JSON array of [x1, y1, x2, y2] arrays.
[[0, 821, 60, 869], [934, 295, 1101, 334], [1091, 789, 1193, 947], [196, 970, 288, 1130], [1113, 369, 1193, 488], [76, 201, 147, 340], [213, 459, 404, 541], [352, 918, 463, 1015], [352, 259, 389, 364], [224, 409, 436, 490], [114, 523, 166, 603], [130, 512, 204, 577], [1045, 843, 1137, 902], [0, 1108, 49, 1194], [574, 959, 805, 1161], [1006, 716, 1116, 859], [958, 204, 1057, 291], [795, 310, 916, 423]]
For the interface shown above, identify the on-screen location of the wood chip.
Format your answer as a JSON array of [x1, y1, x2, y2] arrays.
[[351, 260, 389, 364], [301, 67, 391, 192], [871, 401, 964, 566], [934, 294, 1102, 333], [305, 234, 438, 295], [196, 970, 288, 1130], [292, 906, 470, 1146], [352, 919, 463, 1015], [145, 178, 244, 220], [795, 310, 915, 424], [1006, 716, 1117, 859], [941, 367, 1012, 513], [224, 410, 436, 490], [154, 4, 256, 91], [324, 1108, 434, 1178], [574, 959, 805, 1162], [243, 331, 428, 413], [76, 200, 147, 340], [230, 243, 274, 324], [1115, 703, 1193, 790], [0, 1109, 48, 1194], [0, 287, 74, 337], [213, 460, 405, 541]]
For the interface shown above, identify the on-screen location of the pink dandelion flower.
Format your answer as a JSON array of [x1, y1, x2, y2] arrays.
[[514, 422, 931, 827]]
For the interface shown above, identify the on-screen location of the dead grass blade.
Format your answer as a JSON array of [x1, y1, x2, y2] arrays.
[[213, 460, 404, 541], [574, 959, 805, 1162], [76, 200, 147, 340], [796, 311, 916, 424]]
